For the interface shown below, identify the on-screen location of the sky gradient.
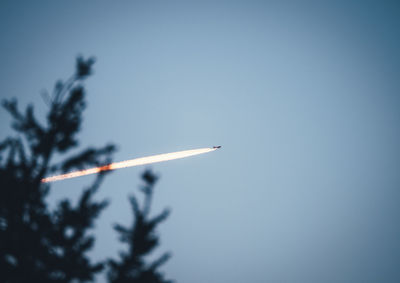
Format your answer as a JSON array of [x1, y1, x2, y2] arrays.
[[1, 1, 400, 282]]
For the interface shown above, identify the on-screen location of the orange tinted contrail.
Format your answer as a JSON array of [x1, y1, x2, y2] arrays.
[[42, 147, 220, 183]]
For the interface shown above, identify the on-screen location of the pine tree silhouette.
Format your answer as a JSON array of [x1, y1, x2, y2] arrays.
[[108, 169, 173, 283], [0, 57, 116, 283]]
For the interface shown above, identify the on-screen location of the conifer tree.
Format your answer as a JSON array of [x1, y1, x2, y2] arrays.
[[0, 57, 115, 283], [108, 169, 172, 283]]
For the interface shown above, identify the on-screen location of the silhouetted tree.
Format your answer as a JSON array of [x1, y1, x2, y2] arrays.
[[108, 169, 172, 283], [0, 57, 116, 283]]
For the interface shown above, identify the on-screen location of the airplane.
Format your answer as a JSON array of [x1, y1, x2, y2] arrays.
[[213, 146, 221, 149]]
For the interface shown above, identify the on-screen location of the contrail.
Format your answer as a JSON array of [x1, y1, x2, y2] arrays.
[[41, 146, 220, 183]]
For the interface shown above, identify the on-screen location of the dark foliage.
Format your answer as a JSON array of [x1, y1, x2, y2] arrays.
[[0, 57, 116, 283], [108, 169, 173, 283]]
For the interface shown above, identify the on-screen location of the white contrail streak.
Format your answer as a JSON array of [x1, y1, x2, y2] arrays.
[[42, 147, 219, 183]]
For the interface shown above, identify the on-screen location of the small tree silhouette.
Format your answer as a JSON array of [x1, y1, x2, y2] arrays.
[[0, 57, 116, 283], [108, 169, 172, 283]]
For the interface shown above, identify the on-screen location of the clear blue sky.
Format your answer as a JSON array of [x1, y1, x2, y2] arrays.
[[1, 1, 400, 282]]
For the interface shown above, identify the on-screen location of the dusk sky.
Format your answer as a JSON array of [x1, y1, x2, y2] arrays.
[[1, 1, 400, 282]]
